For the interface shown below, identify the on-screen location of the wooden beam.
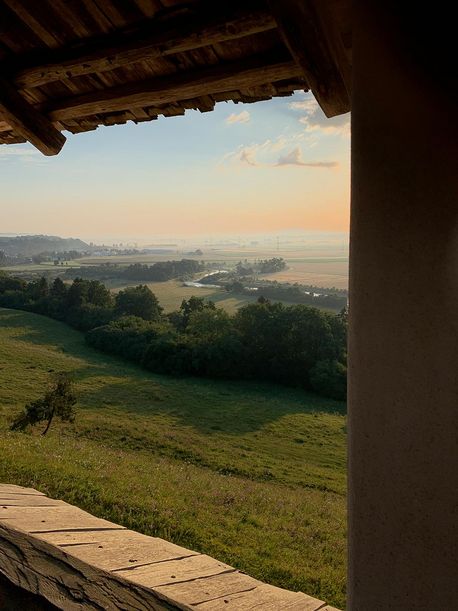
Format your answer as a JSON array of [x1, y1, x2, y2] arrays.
[[45, 56, 302, 122], [12, 7, 277, 89], [0, 78, 65, 155], [267, 0, 350, 117]]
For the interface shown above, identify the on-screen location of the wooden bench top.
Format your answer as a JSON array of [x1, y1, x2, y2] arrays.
[[0, 484, 340, 610]]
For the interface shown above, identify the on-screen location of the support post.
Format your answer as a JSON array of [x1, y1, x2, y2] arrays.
[[349, 4, 458, 609]]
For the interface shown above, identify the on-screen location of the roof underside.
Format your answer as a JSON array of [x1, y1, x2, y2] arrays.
[[0, 0, 351, 155]]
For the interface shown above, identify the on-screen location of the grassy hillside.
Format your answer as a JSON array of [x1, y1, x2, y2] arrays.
[[0, 308, 346, 607]]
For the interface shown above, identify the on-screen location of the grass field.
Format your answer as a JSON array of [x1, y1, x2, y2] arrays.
[[78, 245, 349, 289], [0, 308, 346, 607], [0, 261, 81, 273], [105, 279, 342, 314]]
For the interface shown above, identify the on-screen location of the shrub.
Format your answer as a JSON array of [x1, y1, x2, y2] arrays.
[[10, 373, 77, 435], [309, 360, 347, 401]]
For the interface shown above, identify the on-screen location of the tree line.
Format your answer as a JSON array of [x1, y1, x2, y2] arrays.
[[0, 273, 347, 400], [65, 259, 204, 281], [225, 281, 348, 310], [235, 257, 287, 275]]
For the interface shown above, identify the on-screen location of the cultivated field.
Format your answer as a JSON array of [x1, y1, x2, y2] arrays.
[[106, 278, 327, 314], [0, 308, 347, 608], [78, 245, 349, 290], [262, 257, 348, 289], [1, 242, 348, 315], [0, 260, 81, 273]]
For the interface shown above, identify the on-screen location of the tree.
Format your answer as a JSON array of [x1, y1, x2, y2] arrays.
[[10, 373, 77, 435], [66, 277, 89, 307], [179, 296, 215, 329], [236, 261, 253, 276], [87, 280, 113, 307], [0, 273, 26, 293], [228, 280, 244, 293], [186, 307, 232, 340], [115, 285, 162, 320], [186, 308, 242, 377], [27, 276, 49, 300], [309, 359, 347, 400], [50, 277, 67, 298]]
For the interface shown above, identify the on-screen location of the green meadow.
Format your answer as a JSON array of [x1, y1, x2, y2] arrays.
[[0, 308, 346, 608]]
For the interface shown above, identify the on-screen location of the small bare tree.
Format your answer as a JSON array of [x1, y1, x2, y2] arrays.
[[11, 373, 77, 435]]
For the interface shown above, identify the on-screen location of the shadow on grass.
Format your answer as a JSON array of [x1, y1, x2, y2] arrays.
[[1, 308, 346, 436], [76, 373, 345, 436]]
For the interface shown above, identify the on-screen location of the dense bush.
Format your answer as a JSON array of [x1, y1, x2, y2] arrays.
[[310, 360, 347, 400], [0, 274, 347, 401], [65, 259, 204, 282], [115, 285, 162, 320], [87, 316, 169, 362]]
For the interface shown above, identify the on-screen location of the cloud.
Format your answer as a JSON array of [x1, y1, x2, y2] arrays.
[[289, 94, 350, 137], [221, 138, 286, 168], [239, 147, 258, 166], [0, 144, 48, 164], [276, 146, 338, 168], [226, 110, 250, 125], [220, 139, 337, 170]]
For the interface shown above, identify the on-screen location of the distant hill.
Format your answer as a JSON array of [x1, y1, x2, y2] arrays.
[[0, 235, 90, 256]]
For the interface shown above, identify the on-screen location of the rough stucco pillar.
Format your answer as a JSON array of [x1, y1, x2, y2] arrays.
[[349, 4, 458, 609]]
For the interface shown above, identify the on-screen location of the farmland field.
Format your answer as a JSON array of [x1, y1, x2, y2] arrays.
[[84, 245, 348, 313], [0, 307, 347, 608], [78, 246, 349, 290], [105, 278, 343, 314], [1, 241, 348, 315]]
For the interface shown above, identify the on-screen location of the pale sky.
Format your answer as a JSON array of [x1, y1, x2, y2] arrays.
[[0, 92, 350, 241]]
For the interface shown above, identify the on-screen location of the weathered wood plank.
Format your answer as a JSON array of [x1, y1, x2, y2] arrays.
[[0, 516, 180, 609], [0, 484, 340, 610], [0, 504, 126, 533], [0, 526, 173, 610], [0, 484, 45, 496], [0, 77, 65, 155], [37, 529, 199, 572], [13, 7, 277, 89], [113, 554, 234, 588], [0, 495, 67, 507], [154, 571, 261, 608], [197, 583, 325, 609], [46, 56, 302, 121]]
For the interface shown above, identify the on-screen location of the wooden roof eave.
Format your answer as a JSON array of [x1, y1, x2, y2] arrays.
[[0, 0, 351, 155]]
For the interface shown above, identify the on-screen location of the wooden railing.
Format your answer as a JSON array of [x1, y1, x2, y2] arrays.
[[0, 484, 340, 610]]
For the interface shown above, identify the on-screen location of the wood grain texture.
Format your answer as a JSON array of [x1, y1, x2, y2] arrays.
[[45, 56, 300, 121], [13, 8, 276, 88], [0, 0, 350, 150], [268, 0, 350, 117], [0, 77, 65, 155], [0, 484, 339, 610]]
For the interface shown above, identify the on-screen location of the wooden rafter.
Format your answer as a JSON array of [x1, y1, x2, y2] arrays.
[[268, 0, 350, 117], [0, 77, 65, 155], [44, 55, 302, 122], [10, 7, 277, 89], [0, 0, 351, 153]]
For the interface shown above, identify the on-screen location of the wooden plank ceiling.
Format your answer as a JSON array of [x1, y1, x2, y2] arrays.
[[0, 0, 351, 155]]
